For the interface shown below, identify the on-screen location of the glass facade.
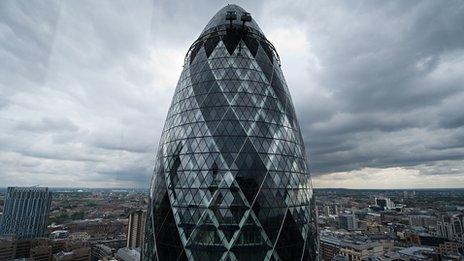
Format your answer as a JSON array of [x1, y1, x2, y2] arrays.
[[0, 187, 52, 239], [143, 4, 318, 260]]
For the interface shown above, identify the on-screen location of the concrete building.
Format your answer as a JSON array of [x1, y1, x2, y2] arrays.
[[339, 213, 358, 230], [0, 236, 53, 260], [437, 215, 464, 240], [117, 247, 140, 261], [398, 246, 435, 260], [0, 237, 16, 260], [320, 236, 384, 261], [437, 241, 462, 255], [339, 241, 383, 260], [323, 206, 331, 216], [375, 197, 394, 210], [0, 187, 52, 239], [409, 215, 435, 227], [126, 210, 146, 249], [320, 237, 341, 260], [15, 238, 35, 258]]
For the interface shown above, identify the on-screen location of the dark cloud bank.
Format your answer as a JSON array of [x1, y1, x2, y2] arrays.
[[0, 0, 463, 188]]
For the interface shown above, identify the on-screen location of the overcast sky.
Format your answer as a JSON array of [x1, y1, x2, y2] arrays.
[[1, 0, 463, 189]]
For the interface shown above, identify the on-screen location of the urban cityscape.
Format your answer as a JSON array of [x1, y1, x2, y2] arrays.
[[1, 188, 464, 260], [1, 1, 464, 261]]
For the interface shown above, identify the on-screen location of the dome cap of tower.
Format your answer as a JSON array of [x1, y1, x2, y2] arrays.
[[200, 4, 263, 36]]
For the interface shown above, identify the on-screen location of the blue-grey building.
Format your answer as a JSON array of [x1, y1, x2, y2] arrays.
[[143, 4, 318, 260], [339, 213, 358, 231], [0, 187, 52, 238]]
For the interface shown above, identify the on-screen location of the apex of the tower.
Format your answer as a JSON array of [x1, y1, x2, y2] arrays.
[[200, 4, 263, 36]]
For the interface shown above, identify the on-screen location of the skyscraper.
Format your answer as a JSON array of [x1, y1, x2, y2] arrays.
[[127, 210, 146, 249], [143, 4, 318, 260], [0, 187, 52, 239]]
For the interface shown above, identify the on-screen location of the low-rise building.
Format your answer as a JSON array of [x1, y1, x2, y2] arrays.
[[320, 236, 384, 261], [0, 237, 16, 260], [117, 247, 140, 261], [30, 245, 52, 261], [437, 241, 461, 255], [339, 240, 383, 260], [53, 247, 91, 261], [320, 236, 341, 260], [398, 246, 435, 260]]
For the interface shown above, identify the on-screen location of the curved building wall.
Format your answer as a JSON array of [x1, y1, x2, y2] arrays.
[[143, 5, 318, 260]]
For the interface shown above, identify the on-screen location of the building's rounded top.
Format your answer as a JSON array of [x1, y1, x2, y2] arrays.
[[200, 4, 263, 36]]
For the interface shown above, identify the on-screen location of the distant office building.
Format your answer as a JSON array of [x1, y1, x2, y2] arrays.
[[409, 215, 435, 227], [437, 215, 464, 240], [339, 213, 358, 230], [323, 206, 331, 216], [321, 204, 339, 216], [127, 210, 146, 249], [451, 215, 464, 238], [0, 187, 52, 239], [375, 197, 394, 210]]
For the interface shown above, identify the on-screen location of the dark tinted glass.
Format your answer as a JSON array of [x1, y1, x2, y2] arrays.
[[143, 4, 318, 261]]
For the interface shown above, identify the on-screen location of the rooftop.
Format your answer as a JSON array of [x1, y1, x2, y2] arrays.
[[320, 236, 383, 250], [398, 246, 435, 259]]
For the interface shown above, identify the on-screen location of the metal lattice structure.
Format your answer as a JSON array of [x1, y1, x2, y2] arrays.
[[143, 4, 318, 260]]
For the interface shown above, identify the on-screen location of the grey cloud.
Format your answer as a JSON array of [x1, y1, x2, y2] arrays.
[[1, 0, 463, 188], [0, 0, 60, 86], [98, 166, 152, 183], [91, 133, 153, 154], [20, 150, 102, 163], [271, 0, 464, 177], [14, 117, 79, 133]]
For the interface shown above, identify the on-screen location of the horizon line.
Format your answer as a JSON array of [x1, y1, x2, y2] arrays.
[[1, 186, 464, 190]]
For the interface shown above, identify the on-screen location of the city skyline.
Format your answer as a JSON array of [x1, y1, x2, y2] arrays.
[[1, 0, 464, 189]]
